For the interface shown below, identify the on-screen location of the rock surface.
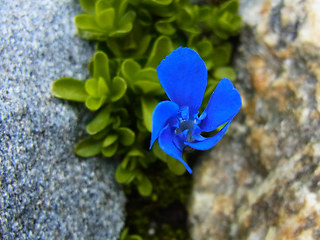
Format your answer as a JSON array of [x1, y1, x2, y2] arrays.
[[189, 0, 320, 239], [0, 1, 125, 239]]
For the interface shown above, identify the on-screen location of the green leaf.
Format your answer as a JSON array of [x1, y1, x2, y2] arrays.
[[86, 106, 112, 135], [75, 14, 100, 31], [134, 81, 164, 95], [109, 22, 133, 37], [85, 78, 98, 97], [137, 9, 152, 26], [213, 67, 236, 82], [211, 43, 232, 67], [118, 127, 135, 146], [117, 0, 129, 17], [102, 134, 119, 147], [86, 107, 112, 135], [111, 107, 129, 120], [198, 5, 211, 22], [97, 76, 110, 97], [127, 148, 144, 158], [111, 77, 127, 102], [109, 11, 136, 37], [220, 0, 239, 14], [96, 8, 115, 30], [126, 235, 143, 240], [135, 68, 158, 82], [115, 164, 137, 184], [137, 175, 152, 196], [155, 17, 176, 35], [146, 0, 173, 6], [112, 116, 121, 129], [93, 51, 110, 82], [95, 0, 109, 15], [75, 136, 102, 157], [85, 96, 106, 111], [51, 78, 88, 102], [146, 36, 173, 68], [101, 142, 118, 157], [195, 39, 213, 58], [79, 0, 97, 14], [141, 97, 158, 132], [120, 228, 129, 240], [121, 59, 141, 82]]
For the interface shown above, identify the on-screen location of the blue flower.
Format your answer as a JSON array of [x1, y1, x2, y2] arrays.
[[150, 47, 241, 174]]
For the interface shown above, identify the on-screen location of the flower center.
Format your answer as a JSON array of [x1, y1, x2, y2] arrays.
[[174, 106, 205, 143]]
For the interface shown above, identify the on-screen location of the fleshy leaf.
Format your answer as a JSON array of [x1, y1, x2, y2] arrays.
[[75, 136, 102, 157], [211, 43, 232, 67], [134, 81, 164, 95], [146, 36, 173, 68], [195, 39, 213, 58], [86, 106, 112, 135], [155, 17, 176, 35], [156, 47, 207, 114], [75, 14, 100, 31], [102, 134, 119, 147], [96, 8, 115, 30], [137, 175, 152, 196], [213, 67, 236, 82], [137, 9, 152, 26], [101, 142, 118, 157], [79, 0, 96, 14], [51, 78, 88, 102], [116, 164, 137, 184], [98, 77, 110, 97], [118, 127, 135, 146], [93, 51, 110, 83], [135, 68, 158, 82], [111, 77, 127, 102], [85, 78, 98, 97], [147, 0, 173, 5], [141, 97, 158, 132], [121, 59, 141, 83], [85, 96, 106, 111]]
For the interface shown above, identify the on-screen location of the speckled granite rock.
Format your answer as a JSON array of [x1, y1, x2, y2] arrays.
[[189, 0, 320, 239], [0, 1, 125, 239]]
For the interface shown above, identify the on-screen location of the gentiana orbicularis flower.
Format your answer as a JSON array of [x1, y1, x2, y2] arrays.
[[150, 47, 241, 174]]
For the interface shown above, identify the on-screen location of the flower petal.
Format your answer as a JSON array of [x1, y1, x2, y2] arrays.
[[150, 101, 179, 148], [200, 78, 241, 132], [157, 47, 207, 114], [192, 124, 206, 141], [185, 121, 231, 150], [159, 125, 192, 174]]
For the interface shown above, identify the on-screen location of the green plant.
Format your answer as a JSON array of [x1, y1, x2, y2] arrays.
[[52, 0, 241, 196]]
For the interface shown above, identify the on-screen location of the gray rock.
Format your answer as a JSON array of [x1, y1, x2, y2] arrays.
[[0, 0, 125, 239], [189, 0, 320, 239]]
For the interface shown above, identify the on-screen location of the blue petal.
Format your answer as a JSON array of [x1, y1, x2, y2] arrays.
[[157, 47, 207, 114], [191, 124, 206, 141], [200, 78, 241, 132], [185, 121, 231, 150], [150, 101, 179, 149], [173, 129, 188, 151], [159, 125, 192, 174]]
